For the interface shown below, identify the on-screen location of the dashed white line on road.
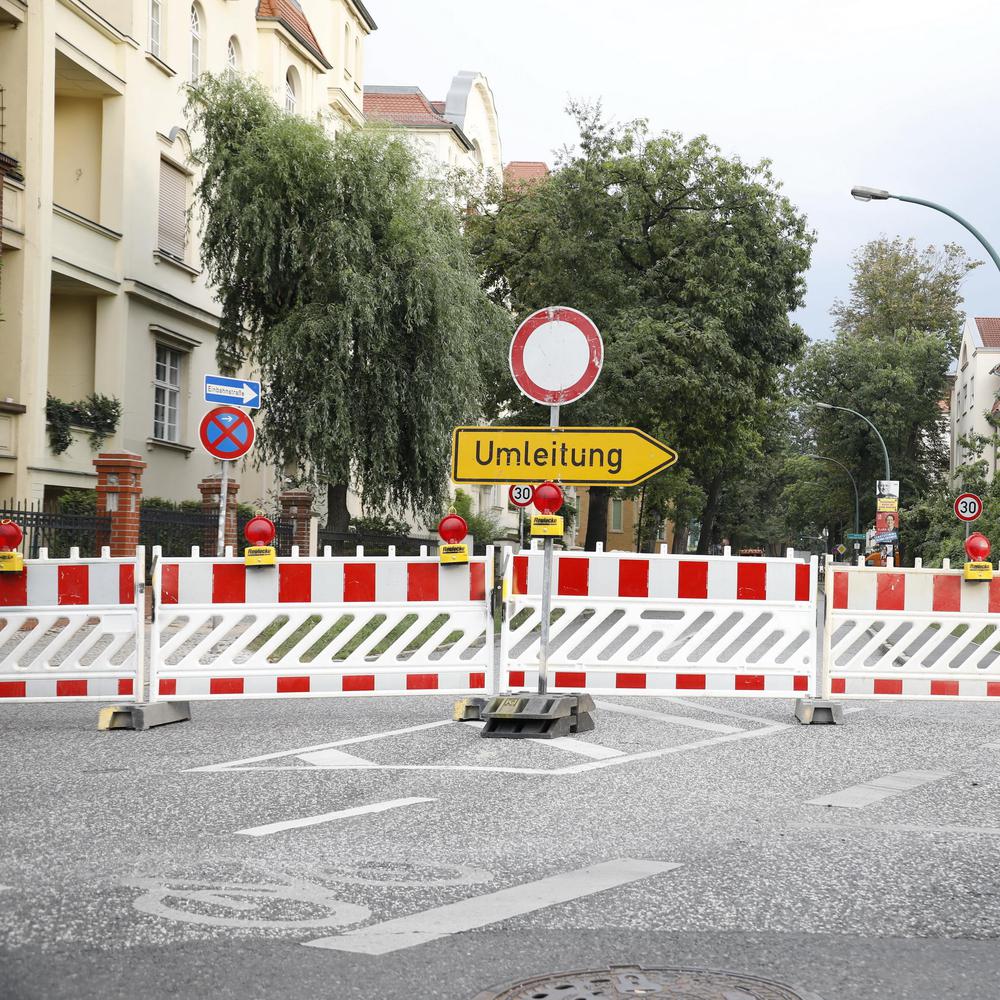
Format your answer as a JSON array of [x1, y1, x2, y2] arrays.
[[595, 700, 742, 734], [235, 797, 437, 837], [805, 770, 952, 809], [302, 858, 680, 955]]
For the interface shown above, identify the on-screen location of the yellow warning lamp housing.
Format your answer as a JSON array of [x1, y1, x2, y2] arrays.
[[964, 562, 993, 581], [963, 532, 993, 581], [440, 543, 469, 565], [243, 514, 277, 567], [438, 511, 469, 565], [0, 520, 25, 573], [530, 514, 564, 537]]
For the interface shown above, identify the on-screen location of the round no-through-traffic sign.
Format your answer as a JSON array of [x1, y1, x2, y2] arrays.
[[199, 406, 255, 461], [508, 484, 535, 508], [954, 492, 983, 522], [509, 306, 603, 406]]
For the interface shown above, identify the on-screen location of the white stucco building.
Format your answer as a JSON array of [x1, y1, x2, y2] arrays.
[[951, 316, 1000, 477]]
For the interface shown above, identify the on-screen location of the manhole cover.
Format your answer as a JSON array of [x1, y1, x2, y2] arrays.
[[472, 965, 815, 999]]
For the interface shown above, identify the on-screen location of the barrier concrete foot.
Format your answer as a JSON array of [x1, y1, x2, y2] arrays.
[[453, 696, 487, 722], [480, 692, 596, 739], [794, 698, 844, 725], [97, 701, 192, 731]]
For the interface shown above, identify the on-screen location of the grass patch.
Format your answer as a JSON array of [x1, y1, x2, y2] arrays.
[[269, 615, 321, 662]]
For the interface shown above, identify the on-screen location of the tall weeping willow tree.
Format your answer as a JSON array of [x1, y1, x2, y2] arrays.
[[186, 74, 510, 529]]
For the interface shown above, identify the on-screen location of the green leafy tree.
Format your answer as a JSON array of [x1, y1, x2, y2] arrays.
[[186, 75, 511, 530], [468, 104, 813, 551]]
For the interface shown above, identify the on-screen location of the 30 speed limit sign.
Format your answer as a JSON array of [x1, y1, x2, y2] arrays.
[[954, 492, 983, 522], [508, 484, 535, 508]]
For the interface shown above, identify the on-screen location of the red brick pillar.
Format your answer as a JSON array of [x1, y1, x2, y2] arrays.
[[93, 452, 146, 557], [279, 488, 314, 555], [198, 474, 240, 555]]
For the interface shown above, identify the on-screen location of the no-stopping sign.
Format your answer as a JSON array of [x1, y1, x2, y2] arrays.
[[509, 306, 603, 406], [954, 492, 983, 522], [508, 484, 535, 508]]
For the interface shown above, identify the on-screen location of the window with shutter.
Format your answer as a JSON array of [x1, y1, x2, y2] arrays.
[[158, 159, 187, 260]]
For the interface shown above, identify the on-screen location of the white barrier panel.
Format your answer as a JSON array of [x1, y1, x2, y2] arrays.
[[0, 549, 143, 702], [151, 548, 495, 700], [827, 558, 1000, 700], [507, 549, 818, 696]]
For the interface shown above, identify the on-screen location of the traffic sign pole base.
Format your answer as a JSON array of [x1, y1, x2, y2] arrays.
[[480, 692, 596, 739], [794, 698, 844, 726], [97, 701, 192, 731]]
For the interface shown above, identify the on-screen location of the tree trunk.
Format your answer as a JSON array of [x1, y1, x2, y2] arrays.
[[584, 486, 610, 551], [696, 474, 724, 554], [326, 482, 350, 532], [672, 521, 689, 555]]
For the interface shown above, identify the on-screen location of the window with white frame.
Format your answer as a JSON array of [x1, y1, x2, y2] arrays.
[[354, 36, 360, 77], [153, 344, 182, 442], [158, 158, 187, 259], [343, 24, 350, 76], [149, 0, 162, 57], [285, 68, 297, 113], [610, 498, 623, 533], [190, 3, 202, 81], [227, 36, 240, 71]]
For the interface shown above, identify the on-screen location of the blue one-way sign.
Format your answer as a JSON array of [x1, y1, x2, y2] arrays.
[[204, 374, 261, 409]]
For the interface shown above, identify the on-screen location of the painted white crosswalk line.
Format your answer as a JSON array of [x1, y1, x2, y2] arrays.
[[595, 700, 742, 734], [805, 770, 951, 809], [235, 797, 436, 837], [302, 858, 680, 955]]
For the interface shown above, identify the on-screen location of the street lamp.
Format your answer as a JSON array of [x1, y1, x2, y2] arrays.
[[850, 186, 1000, 276], [812, 401, 891, 482], [806, 454, 860, 536]]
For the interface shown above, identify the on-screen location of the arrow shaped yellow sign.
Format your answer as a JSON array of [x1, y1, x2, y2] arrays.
[[451, 426, 678, 487]]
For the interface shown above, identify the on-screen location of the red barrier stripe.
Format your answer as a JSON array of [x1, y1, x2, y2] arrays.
[[56, 679, 87, 697], [873, 678, 903, 695], [406, 673, 438, 690], [469, 672, 486, 689], [932, 575, 961, 613], [119, 564, 135, 605], [512, 556, 528, 596], [508, 670, 525, 687], [213, 564, 246, 604], [930, 680, 959, 696], [118, 678, 133, 696], [735, 675, 765, 691], [0, 681, 27, 698], [210, 677, 244, 695], [277, 676, 310, 693], [676, 673, 706, 690], [344, 564, 375, 602], [794, 675, 809, 692], [832, 572, 848, 610], [0, 570, 27, 607], [989, 682, 1000, 697], [618, 560, 649, 598], [795, 563, 810, 602], [470, 562, 486, 602], [279, 564, 311, 603], [616, 672, 646, 689], [159, 678, 177, 696], [343, 675, 375, 692], [831, 678, 846, 694], [558, 559, 589, 597], [677, 562, 708, 599], [876, 573, 905, 611], [737, 562, 767, 601], [407, 563, 439, 602], [555, 671, 586, 687], [58, 565, 89, 606], [161, 565, 179, 605]]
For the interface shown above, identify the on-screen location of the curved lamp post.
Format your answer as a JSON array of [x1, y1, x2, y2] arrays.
[[812, 401, 891, 482], [850, 186, 1000, 276], [806, 454, 860, 536]]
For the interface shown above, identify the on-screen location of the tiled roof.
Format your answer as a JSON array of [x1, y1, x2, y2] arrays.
[[975, 317, 1000, 348], [504, 161, 549, 186], [363, 88, 447, 128], [430, 101, 446, 114], [256, 0, 330, 68]]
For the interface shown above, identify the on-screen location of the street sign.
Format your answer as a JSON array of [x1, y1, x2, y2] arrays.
[[509, 307, 603, 406], [452, 426, 677, 486], [204, 374, 261, 409], [835, 544, 847, 556], [199, 406, 255, 461], [846, 533, 866, 540], [954, 492, 983, 522], [508, 484, 535, 508]]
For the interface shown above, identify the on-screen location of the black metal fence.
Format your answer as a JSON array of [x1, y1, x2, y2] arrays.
[[139, 506, 219, 557], [0, 499, 110, 558], [318, 530, 440, 557]]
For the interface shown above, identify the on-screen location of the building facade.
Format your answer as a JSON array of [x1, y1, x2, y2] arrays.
[[0, 0, 375, 506], [951, 316, 1000, 477]]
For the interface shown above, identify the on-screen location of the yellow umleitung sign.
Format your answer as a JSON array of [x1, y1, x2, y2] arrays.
[[451, 426, 677, 486]]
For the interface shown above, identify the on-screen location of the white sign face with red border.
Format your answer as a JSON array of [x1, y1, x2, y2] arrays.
[[508, 484, 535, 508], [509, 306, 603, 406], [954, 492, 983, 522]]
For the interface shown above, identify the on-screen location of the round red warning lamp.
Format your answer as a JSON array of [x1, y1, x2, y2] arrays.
[[965, 531, 991, 562], [0, 519, 23, 552], [244, 515, 276, 547], [533, 482, 563, 515], [438, 513, 468, 545]]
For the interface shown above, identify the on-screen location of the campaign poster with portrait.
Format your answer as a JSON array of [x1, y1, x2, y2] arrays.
[[876, 511, 900, 534]]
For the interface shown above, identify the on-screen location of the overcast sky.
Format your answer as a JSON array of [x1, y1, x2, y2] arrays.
[[365, 0, 1000, 341]]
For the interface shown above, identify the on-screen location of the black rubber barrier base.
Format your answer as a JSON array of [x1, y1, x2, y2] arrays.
[[480, 692, 596, 739]]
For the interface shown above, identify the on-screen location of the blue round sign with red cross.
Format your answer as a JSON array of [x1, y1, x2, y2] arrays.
[[199, 405, 255, 461]]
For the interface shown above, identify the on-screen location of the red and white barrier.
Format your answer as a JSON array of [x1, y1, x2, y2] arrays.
[[150, 547, 495, 701], [506, 547, 818, 697], [0, 548, 143, 703], [827, 557, 1000, 700]]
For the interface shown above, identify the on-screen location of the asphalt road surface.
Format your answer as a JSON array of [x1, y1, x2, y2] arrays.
[[2, 693, 999, 999]]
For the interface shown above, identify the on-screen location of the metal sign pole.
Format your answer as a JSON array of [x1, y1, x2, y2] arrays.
[[217, 460, 229, 556], [537, 404, 560, 695], [519, 507, 524, 551]]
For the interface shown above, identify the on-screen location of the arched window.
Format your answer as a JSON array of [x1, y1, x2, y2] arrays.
[[189, 3, 202, 81], [343, 24, 350, 76], [284, 68, 298, 113], [354, 36, 360, 77], [226, 36, 240, 71]]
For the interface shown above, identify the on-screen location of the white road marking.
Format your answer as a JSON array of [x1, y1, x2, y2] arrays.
[[664, 697, 781, 726], [296, 748, 377, 768], [980, 742, 1000, 749], [595, 700, 742, 734], [302, 858, 680, 955], [793, 822, 1000, 836], [805, 769, 951, 809], [463, 720, 624, 759], [235, 797, 436, 837], [843, 707, 868, 714]]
